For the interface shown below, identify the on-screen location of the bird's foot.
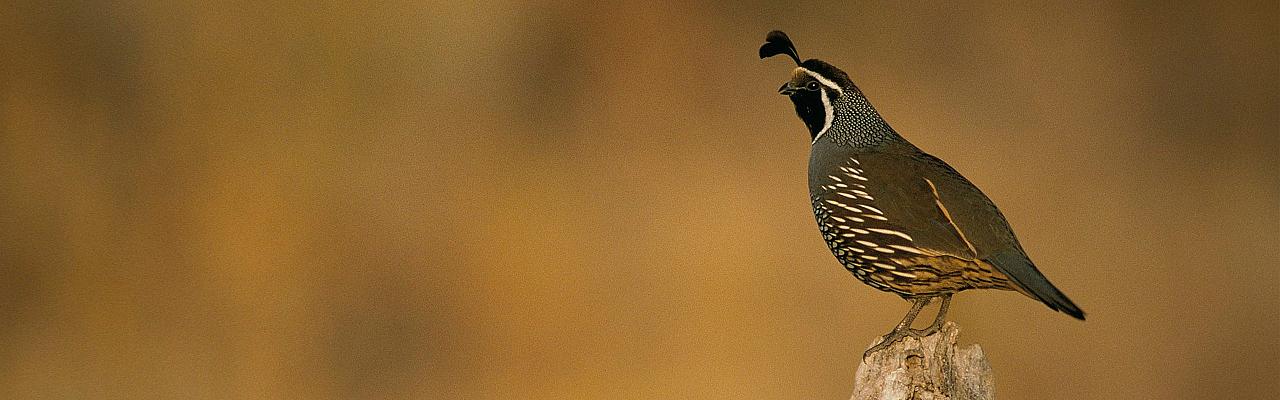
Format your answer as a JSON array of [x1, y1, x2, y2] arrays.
[[906, 317, 946, 337], [906, 295, 951, 338], [863, 327, 924, 359]]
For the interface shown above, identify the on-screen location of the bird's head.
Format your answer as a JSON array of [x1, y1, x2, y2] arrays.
[[760, 31, 858, 141]]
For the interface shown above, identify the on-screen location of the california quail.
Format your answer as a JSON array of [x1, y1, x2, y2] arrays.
[[759, 31, 1084, 356]]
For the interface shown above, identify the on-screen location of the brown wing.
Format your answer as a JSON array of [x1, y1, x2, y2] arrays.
[[856, 148, 1084, 319], [810, 149, 1017, 296]]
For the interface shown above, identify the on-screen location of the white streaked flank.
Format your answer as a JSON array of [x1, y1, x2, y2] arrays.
[[887, 245, 924, 255], [868, 228, 914, 241], [872, 262, 898, 271], [890, 270, 918, 279]]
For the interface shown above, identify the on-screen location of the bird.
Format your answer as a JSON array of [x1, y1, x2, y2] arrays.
[[759, 30, 1084, 357]]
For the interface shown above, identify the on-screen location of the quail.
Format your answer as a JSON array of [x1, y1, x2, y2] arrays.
[[759, 31, 1084, 356]]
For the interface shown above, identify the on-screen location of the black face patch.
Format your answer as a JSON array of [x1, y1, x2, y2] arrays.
[[789, 89, 826, 140]]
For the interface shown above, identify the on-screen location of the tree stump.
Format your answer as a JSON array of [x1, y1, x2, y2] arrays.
[[850, 322, 993, 400]]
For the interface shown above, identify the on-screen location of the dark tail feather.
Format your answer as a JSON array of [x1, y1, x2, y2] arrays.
[[987, 252, 1086, 320], [1023, 275, 1085, 320]]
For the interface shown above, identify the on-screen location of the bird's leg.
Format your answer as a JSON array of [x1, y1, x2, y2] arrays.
[[863, 297, 931, 358], [908, 294, 952, 337]]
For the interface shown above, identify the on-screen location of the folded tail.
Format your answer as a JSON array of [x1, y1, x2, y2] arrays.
[[986, 251, 1085, 320]]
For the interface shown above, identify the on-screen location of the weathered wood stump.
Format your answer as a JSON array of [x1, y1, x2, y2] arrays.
[[850, 322, 993, 400]]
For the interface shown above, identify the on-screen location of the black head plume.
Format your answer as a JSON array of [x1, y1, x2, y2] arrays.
[[759, 30, 801, 65]]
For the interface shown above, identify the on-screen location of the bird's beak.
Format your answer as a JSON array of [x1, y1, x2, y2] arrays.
[[778, 82, 796, 96]]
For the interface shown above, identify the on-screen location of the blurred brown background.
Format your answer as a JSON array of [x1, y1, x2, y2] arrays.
[[1, 1, 1277, 399]]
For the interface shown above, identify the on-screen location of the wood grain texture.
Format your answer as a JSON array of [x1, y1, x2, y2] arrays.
[[851, 322, 993, 400]]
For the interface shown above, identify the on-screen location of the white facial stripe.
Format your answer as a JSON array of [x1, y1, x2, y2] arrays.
[[811, 87, 834, 144], [801, 69, 844, 95]]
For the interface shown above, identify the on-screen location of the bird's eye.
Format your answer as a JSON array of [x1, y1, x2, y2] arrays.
[[806, 81, 820, 90]]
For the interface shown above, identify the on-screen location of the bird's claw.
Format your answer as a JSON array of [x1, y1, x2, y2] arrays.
[[862, 328, 924, 359]]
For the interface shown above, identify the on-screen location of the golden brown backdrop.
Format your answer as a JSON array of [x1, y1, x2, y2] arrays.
[[2, 1, 1277, 399]]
